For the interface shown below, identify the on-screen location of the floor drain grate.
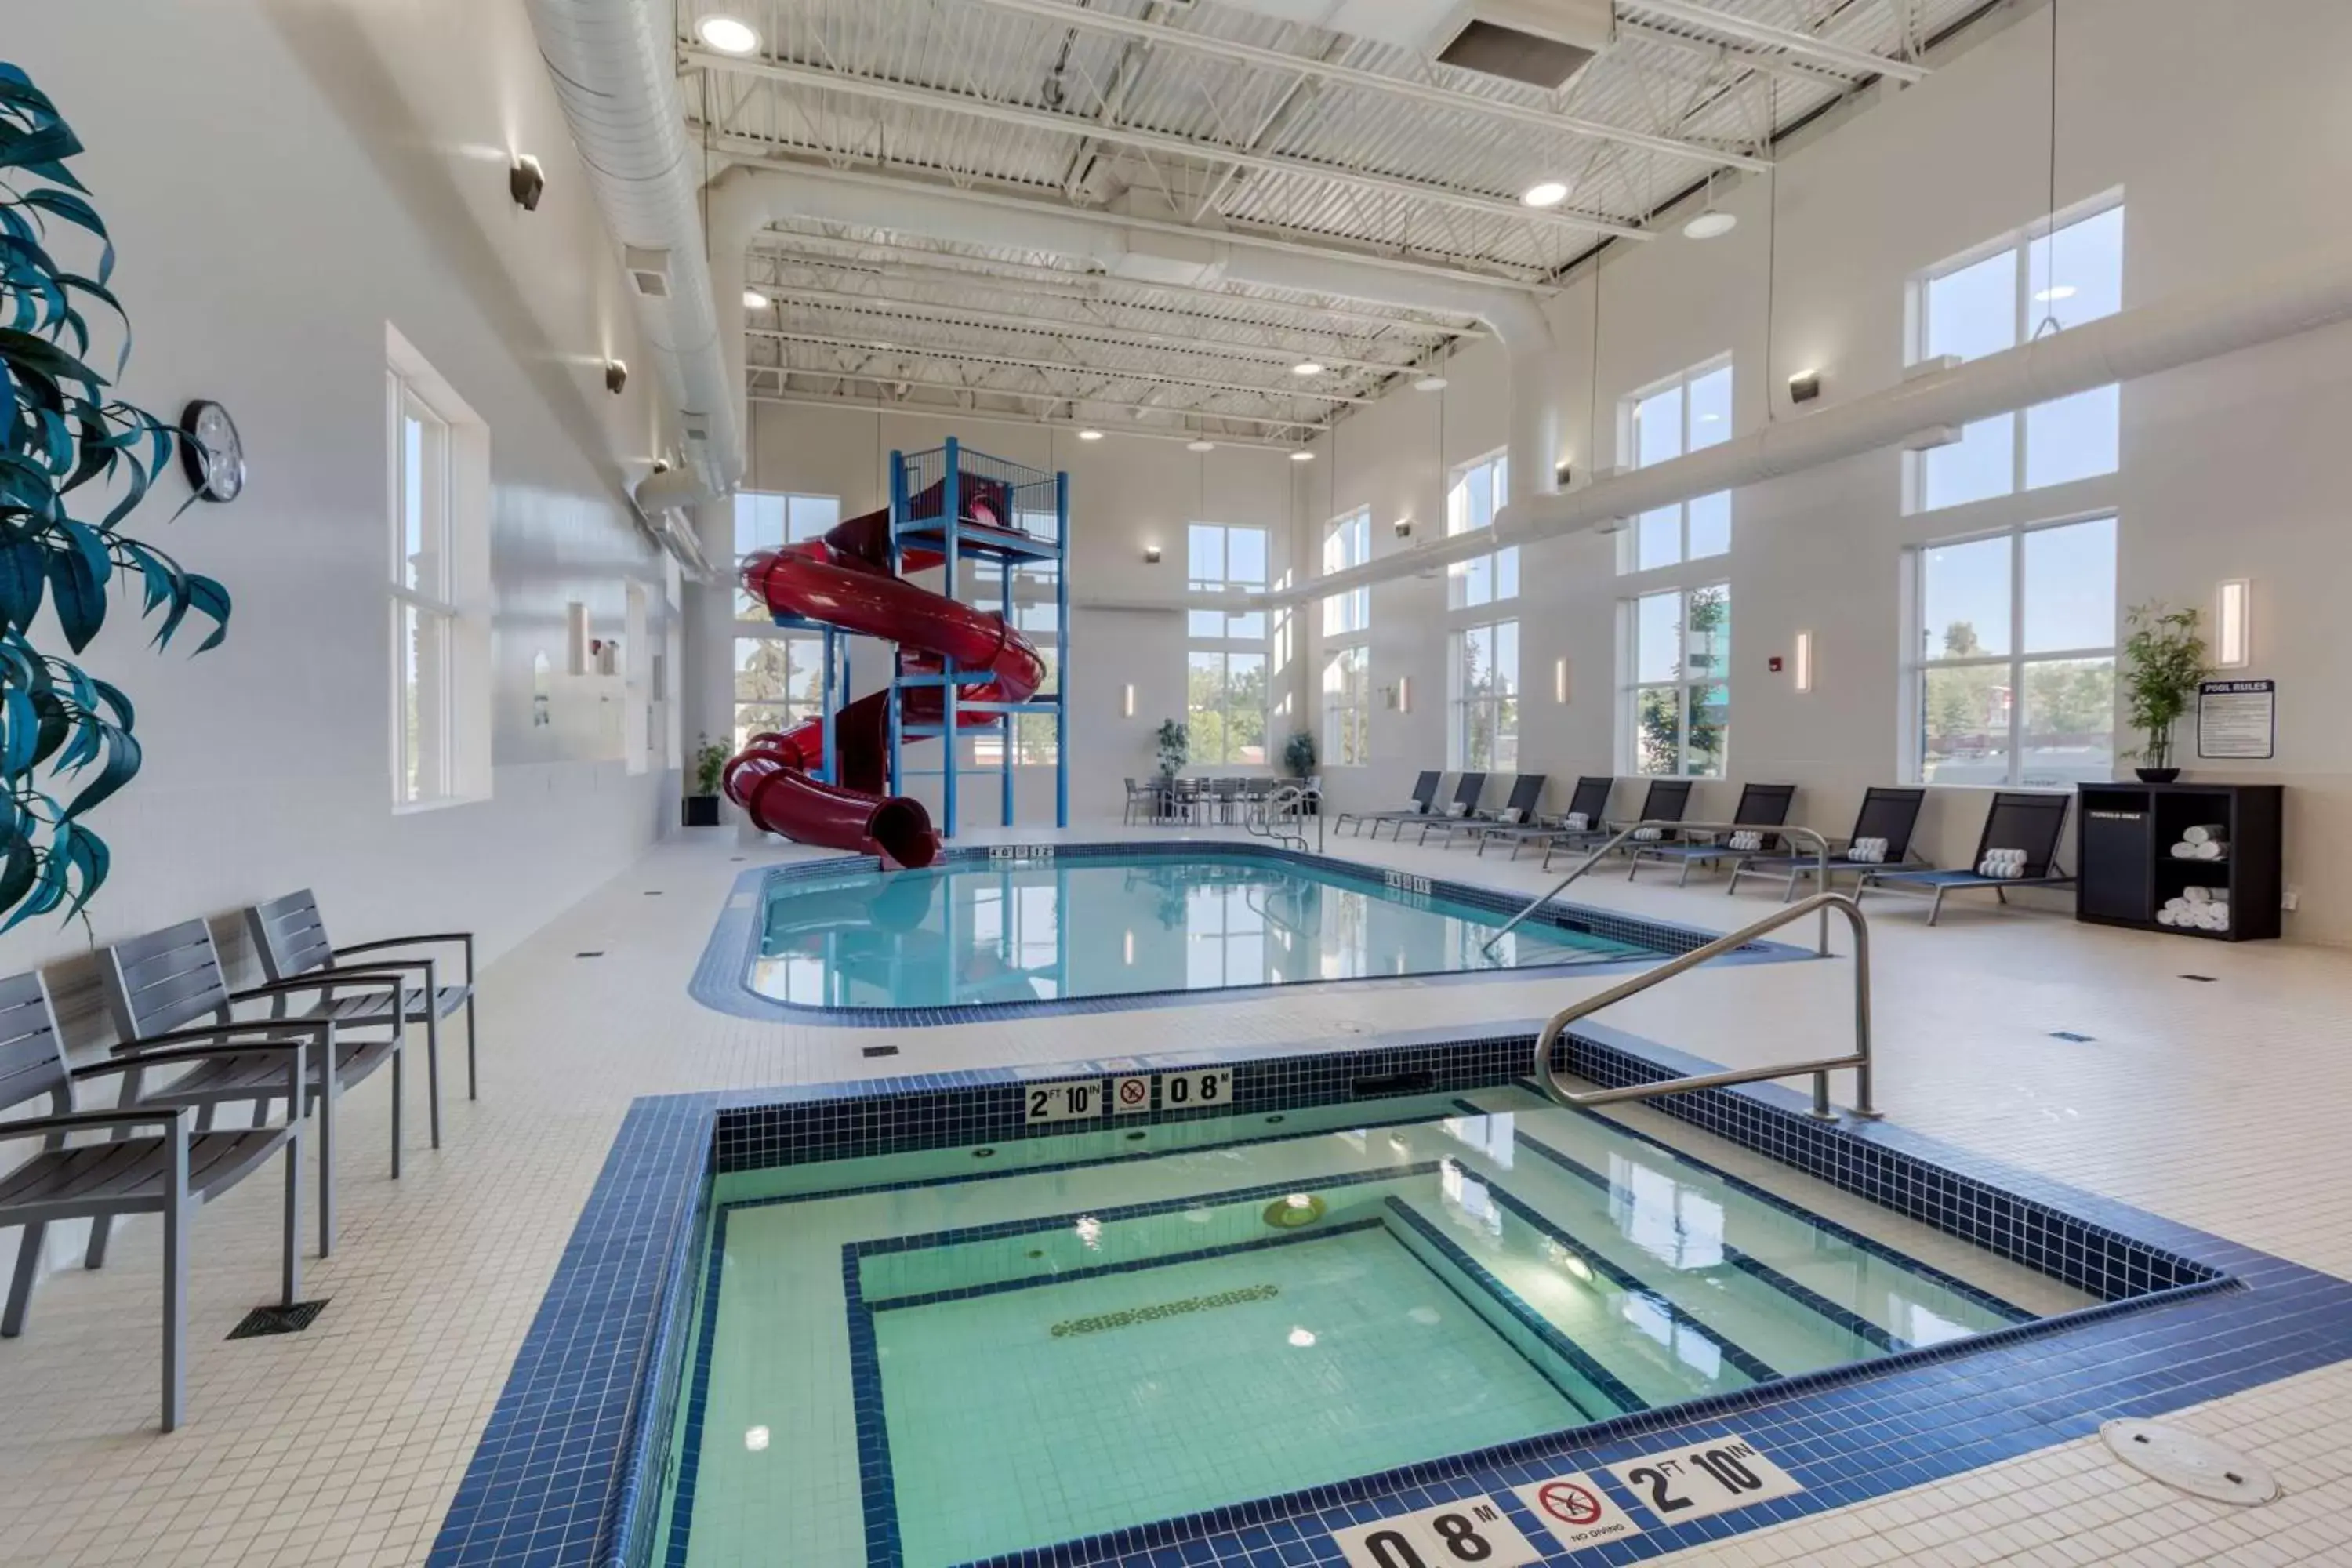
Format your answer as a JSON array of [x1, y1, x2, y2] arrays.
[[2101, 1419, 2278, 1504], [862, 1045, 900, 1058], [575, 951, 604, 959], [227, 1299, 328, 1340], [2049, 1030, 2096, 1043], [2180, 973, 2218, 982]]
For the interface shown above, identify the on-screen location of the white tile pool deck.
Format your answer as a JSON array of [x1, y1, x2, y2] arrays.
[[1, 821, 2348, 1566]]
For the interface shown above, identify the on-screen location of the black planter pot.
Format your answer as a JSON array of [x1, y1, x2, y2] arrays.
[[2134, 768, 2181, 784], [682, 794, 722, 827]]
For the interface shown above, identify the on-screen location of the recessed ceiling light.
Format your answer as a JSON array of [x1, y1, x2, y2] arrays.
[[2034, 284, 2078, 303], [1414, 375, 1449, 392], [1076, 428, 1104, 441], [696, 15, 760, 54], [1290, 449, 1314, 462], [1186, 439, 1214, 452], [1290, 361, 1325, 376], [1683, 209, 1738, 240], [742, 289, 767, 310], [1521, 180, 1569, 209]]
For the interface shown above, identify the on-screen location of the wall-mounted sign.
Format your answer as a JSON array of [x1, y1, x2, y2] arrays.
[[2197, 678, 2275, 760]]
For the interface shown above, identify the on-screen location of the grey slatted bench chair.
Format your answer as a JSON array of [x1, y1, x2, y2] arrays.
[[246, 890, 480, 1135], [100, 919, 410, 1258], [1, 970, 308, 1431]]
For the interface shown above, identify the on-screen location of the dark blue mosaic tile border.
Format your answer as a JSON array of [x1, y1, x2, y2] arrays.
[[430, 1023, 2352, 1568], [687, 841, 1808, 1028]]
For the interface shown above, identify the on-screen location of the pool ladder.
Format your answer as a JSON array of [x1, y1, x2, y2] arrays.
[[1480, 818, 1878, 1122], [1243, 783, 1323, 855]]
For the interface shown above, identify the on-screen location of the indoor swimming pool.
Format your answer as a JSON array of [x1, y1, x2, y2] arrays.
[[742, 847, 1671, 1014], [652, 1084, 2091, 1568]]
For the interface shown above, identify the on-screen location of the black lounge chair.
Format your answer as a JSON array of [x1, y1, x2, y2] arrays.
[[1474, 775, 1613, 858], [1541, 778, 1692, 869], [1334, 770, 1439, 838], [1402, 772, 1487, 842], [1625, 782, 1797, 885], [1728, 786, 1928, 901], [1859, 790, 2074, 924], [1, 969, 310, 1430], [1418, 773, 1548, 846]]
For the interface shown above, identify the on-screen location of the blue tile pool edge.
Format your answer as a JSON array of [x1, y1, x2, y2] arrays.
[[687, 841, 1810, 1027], [426, 1022, 2352, 1568]]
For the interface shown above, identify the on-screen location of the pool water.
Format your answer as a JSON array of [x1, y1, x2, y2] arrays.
[[656, 1086, 2090, 1567], [749, 852, 1654, 1010]]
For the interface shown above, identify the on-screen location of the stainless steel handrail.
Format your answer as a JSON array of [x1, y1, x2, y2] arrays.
[[1245, 782, 1321, 854], [1485, 820, 1833, 956], [1532, 891, 1880, 1122]]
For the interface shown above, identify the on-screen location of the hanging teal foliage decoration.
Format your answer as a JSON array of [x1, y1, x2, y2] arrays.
[[0, 63, 231, 929]]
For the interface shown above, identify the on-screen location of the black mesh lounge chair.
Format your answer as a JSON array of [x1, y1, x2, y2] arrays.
[[1418, 773, 1547, 847], [1728, 786, 1927, 901], [1, 970, 309, 1431], [1334, 771, 1439, 837], [1541, 778, 1692, 869], [1403, 772, 1487, 843], [1474, 775, 1612, 858], [1858, 791, 2074, 924], [100, 918, 412, 1258], [1625, 782, 1797, 885]]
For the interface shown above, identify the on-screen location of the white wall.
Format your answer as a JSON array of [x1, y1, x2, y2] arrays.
[[1290, 0, 2352, 944], [691, 401, 1301, 829], [0, 0, 684, 1016]]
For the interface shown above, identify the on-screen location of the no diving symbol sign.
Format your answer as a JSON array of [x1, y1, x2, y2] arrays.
[[1513, 1472, 1643, 1552], [1116, 1076, 1149, 1112]]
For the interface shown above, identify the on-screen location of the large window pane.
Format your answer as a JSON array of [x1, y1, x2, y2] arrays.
[[1686, 492, 1731, 559], [1918, 666, 2010, 784], [1926, 248, 2017, 361], [1686, 586, 1729, 681], [1224, 653, 1266, 763], [1635, 591, 1680, 683], [1187, 524, 1224, 586], [1686, 681, 1728, 778], [1688, 368, 1733, 448], [1636, 507, 1680, 571], [1920, 416, 2016, 511], [2019, 657, 2114, 786], [2029, 205, 2124, 329], [2023, 384, 2119, 491], [1635, 386, 1682, 466], [1186, 651, 1226, 762], [1635, 687, 1679, 775], [2022, 516, 2117, 652], [1921, 534, 2013, 659]]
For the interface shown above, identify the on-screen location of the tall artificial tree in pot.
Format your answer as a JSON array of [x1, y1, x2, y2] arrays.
[[2121, 602, 2210, 782]]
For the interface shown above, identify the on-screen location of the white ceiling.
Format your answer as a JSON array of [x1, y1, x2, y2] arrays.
[[682, 0, 1988, 444]]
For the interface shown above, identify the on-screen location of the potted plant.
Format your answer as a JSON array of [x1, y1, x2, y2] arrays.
[[1283, 728, 1317, 780], [2121, 602, 2211, 782], [684, 734, 728, 826], [1154, 719, 1189, 782]]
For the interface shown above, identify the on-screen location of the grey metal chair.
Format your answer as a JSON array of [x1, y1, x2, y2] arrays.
[[1, 970, 308, 1431], [245, 889, 480, 1130], [100, 918, 409, 1258]]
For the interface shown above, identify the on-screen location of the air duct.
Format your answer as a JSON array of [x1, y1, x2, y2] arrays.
[[706, 164, 1559, 503], [522, 0, 743, 495], [1265, 234, 2352, 608]]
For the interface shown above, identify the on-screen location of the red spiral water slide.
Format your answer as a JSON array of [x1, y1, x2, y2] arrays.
[[721, 488, 1045, 869]]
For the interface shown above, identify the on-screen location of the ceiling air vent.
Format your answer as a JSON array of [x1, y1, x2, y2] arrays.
[[1430, 0, 1613, 91], [623, 245, 673, 299]]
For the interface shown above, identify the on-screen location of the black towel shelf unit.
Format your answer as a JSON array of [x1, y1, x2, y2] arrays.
[[2074, 781, 2283, 942]]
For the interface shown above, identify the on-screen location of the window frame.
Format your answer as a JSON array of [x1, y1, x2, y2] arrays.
[[1322, 644, 1369, 769], [1617, 355, 1733, 574], [1186, 521, 1269, 641], [1623, 583, 1730, 779], [1321, 506, 1370, 639], [1444, 450, 1517, 612], [1904, 196, 2125, 514], [1186, 647, 1269, 766], [1448, 619, 1519, 772], [730, 490, 844, 753], [1904, 511, 2118, 790]]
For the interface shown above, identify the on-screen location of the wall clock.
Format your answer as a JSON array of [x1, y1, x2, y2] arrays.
[[178, 399, 245, 503]]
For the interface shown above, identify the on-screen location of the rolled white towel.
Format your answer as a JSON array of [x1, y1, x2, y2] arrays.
[[1632, 826, 1663, 842], [2169, 841, 2198, 858], [1728, 831, 1762, 851], [2183, 886, 2212, 906], [1563, 812, 1588, 832], [2163, 897, 2191, 915], [2182, 825, 2227, 846], [1499, 807, 1525, 825], [1445, 801, 1470, 818], [2203, 908, 2230, 931], [2156, 908, 2178, 927], [2193, 841, 2223, 860]]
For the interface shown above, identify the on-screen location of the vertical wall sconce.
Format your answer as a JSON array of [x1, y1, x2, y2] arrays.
[[1793, 631, 1814, 693], [2216, 579, 2251, 668], [1553, 657, 1570, 704], [1143, 545, 1162, 564], [1121, 684, 1136, 717], [1396, 676, 1412, 714]]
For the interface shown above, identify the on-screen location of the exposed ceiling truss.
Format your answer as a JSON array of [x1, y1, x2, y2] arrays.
[[683, 0, 1979, 441]]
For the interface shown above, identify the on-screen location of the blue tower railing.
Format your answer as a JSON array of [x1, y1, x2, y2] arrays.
[[883, 437, 1069, 837]]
